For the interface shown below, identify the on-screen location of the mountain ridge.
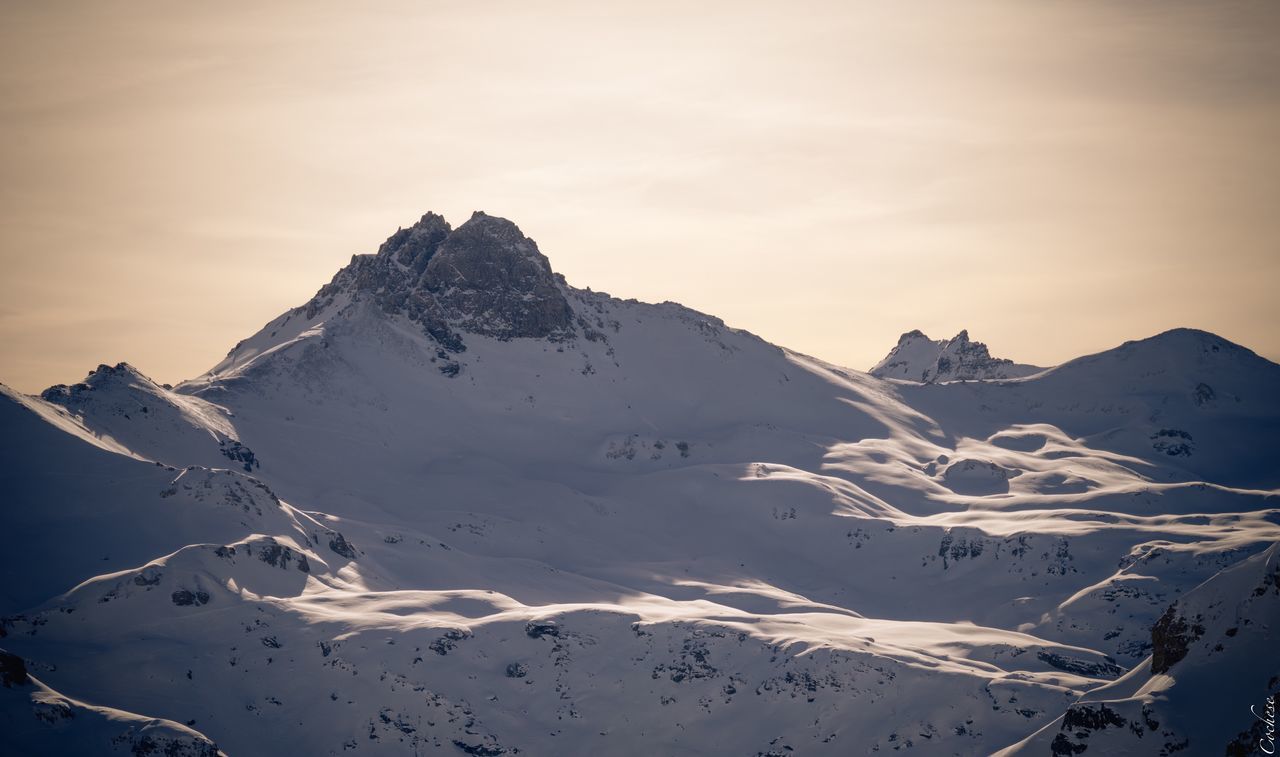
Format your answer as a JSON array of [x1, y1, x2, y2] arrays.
[[3, 210, 1276, 756]]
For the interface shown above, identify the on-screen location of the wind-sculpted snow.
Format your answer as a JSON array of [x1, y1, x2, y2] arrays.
[[3, 211, 1277, 755]]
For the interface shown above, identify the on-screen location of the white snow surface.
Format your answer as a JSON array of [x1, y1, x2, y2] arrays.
[[2, 212, 1278, 756]]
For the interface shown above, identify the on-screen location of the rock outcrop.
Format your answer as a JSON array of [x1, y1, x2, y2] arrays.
[[304, 211, 575, 353], [870, 329, 1042, 383]]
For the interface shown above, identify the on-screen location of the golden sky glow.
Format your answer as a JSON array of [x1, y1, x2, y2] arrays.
[[2, 0, 1278, 391]]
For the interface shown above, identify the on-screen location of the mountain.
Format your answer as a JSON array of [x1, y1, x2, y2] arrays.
[[999, 543, 1280, 756], [870, 329, 1043, 383], [2, 211, 1277, 756]]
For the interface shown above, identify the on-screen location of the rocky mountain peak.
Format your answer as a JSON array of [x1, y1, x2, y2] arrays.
[[376, 212, 452, 273], [423, 212, 571, 339], [302, 211, 575, 357], [871, 329, 1041, 383], [426, 212, 553, 291]]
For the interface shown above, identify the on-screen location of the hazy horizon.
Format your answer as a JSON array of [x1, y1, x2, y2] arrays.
[[3, 0, 1278, 392]]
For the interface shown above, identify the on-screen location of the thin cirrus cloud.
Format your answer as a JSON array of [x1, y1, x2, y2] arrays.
[[0, 0, 1277, 392]]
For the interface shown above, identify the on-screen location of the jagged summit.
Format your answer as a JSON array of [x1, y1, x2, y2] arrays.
[[424, 211, 573, 339], [302, 211, 574, 352], [870, 329, 1042, 383], [375, 211, 451, 270]]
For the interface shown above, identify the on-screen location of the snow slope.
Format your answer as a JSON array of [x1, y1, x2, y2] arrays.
[[2, 210, 1276, 756], [1, 649, 223, 757], [998, 543, 1280, 756]]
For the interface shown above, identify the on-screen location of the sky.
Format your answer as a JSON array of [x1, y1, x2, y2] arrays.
[[2, 0, 1278, 392]]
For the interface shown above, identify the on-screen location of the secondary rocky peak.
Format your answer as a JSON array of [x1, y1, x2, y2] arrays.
[[871, 329, 1041, 383], [40, 362, 154, 401], [376, 212, 451, 273]]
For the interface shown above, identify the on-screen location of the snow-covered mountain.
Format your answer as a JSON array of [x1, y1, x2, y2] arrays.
[[870, 329, 1043, 383], [2, 211, 1277, 756]]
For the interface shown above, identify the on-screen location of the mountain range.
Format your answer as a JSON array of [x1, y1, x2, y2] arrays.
[[2, 211, 1277, 756]]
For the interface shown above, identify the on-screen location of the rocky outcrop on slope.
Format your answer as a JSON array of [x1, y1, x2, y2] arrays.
[[871, 329, 1042, 383], [1149, 603, 1204, 675]]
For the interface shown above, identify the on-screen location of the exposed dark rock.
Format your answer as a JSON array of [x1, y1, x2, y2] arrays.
[[219, 440, 259, 472], [1050, 702, 1134, 755], [1151, 429, 1194, 457], [451, 740, 507, 756], [525, 620, 560, 639], [379, 212, 451, 272], [132, 570, 162, 587], [423, 212, 574, 340], [0, 649, 28, 687], [505, 662, 528, 678], [1151, 603, 1204, 675], [300, 211, 576, 353], [115, 730, 222, 757], [1037, 650, 1123, 679], [257, 541, 310, 572], [33, 700, 75, 724], [429, 629, 470, 655], [171, 589, 211, 607], [938, 533, 985, 568], [1051, 732, 1088, 756], [653, 634, 721, 683], [1253, 565, 1280, 597], [1062, 703, 1128, 732], [329, 532, 357, 560]]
